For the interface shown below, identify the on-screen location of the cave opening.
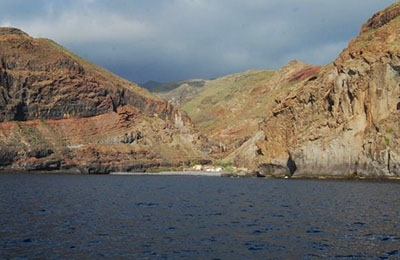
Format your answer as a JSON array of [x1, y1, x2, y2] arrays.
[[14, 102, 27, 121], [287, 156, 297, 176]]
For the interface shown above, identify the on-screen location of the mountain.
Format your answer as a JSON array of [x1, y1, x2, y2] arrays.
[[155, 79, 207, 106], [160, 63, 321, 164], [140, 80, 163, 91], [180, 65, 319, 154], [0, 27, 208, 173], [163, 3, 400, 178], [144, 78, 206, 94], [249, 2, 400, 178], [1, 2, 399, 178]]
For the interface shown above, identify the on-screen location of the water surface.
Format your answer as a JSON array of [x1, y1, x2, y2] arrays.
[[1, 173, 399, 259]]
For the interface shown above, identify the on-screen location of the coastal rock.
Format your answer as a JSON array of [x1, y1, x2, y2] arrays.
[[0, 28, 208, 173], [2, 3, 400, 177], [0, 32, 177, 122], [253, 3, 400, 178], [162, 3, 400, 178]]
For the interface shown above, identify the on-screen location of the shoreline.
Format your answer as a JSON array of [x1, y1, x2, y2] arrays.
[[1, 169, 400, 181], [110, 171, 223, 177]]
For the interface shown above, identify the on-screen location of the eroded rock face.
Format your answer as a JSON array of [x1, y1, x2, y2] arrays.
[[249, 3, 400, 178], [361, 3, 400, 33], [0, 28, 207, 173], [0, 28, 178, 122]]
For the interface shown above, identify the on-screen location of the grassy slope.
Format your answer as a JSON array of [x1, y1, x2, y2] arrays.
[[181, 69, 277, 143], [176, 60, 321, 164], [151, 79, 206, 93]]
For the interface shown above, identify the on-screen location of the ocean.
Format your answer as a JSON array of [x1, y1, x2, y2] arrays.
[[1, 173, 399, 259]]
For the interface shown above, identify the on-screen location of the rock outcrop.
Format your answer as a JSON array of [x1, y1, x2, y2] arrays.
[[0, 28, 208, 173], [239, 3, 400, 178], [0, 28, 177, 122], [2, 2, 400, 178], [162, 3, 400, 178]]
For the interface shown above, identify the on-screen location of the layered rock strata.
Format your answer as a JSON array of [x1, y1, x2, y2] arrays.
[[234, 3, 400, 178], [0, 28, 207, 173]]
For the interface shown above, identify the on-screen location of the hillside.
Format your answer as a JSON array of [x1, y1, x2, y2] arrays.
[[0, 28, 208, 173], [1, 2, 400, 177], [142, 79, 206, 94], [159, 63, 320, 160], [248, 2, 400, 178], [161, 2, 400, 178]]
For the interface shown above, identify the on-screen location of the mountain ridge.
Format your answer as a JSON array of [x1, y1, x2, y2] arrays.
[[0, 27, 208, 173], [1, 2, 400, 178], [158, 2, 400, 178], [247, 2, 400, 178]]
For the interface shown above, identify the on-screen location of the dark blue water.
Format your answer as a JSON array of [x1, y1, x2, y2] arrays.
[[1, 173, 399, 259]]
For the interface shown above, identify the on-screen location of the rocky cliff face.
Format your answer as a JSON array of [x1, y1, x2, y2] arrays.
[[2, 3, 399, 177], [0, 28, 207, 173], [0, 28, 177, 122], [234, 3, 400, 178]]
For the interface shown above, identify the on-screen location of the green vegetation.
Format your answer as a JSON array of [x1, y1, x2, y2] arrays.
[[151, 79, 206, 93], [178, 68, 306, 148], [384, 136, 390, 146], [214, 160, 235, 172], [215, 160, 233, 168], [182, 70, 273, 113], [386, 127, 394, 134]]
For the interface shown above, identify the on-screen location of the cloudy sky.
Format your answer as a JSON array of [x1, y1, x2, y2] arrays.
[[0, 0, 395, 83]]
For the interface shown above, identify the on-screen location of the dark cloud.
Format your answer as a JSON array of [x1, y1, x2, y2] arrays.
[[0, 0, 394, 83]]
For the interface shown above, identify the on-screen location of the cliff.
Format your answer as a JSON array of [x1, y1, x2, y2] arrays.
[[2, 2, 400, 177], [0, 28, 208, 173], [231, 3, 400, 178], [166, 62, 321, 166], [161, 3, 400, 178]]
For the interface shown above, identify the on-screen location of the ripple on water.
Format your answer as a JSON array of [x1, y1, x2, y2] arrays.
[[1, 174, 400, 259], [135, 202, 159, 207], [386, 249, 400, 256], [306, 228, 324, 234]]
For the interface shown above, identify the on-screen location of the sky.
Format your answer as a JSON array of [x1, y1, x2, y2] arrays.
[[0, 0, 395, 84]]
